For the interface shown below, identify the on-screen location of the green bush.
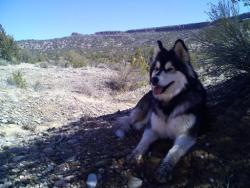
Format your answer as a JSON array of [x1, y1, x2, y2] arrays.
[[195, 0, 250, 72], [7, 70, 27, 88], [64, 50, 87, 68], [0, 25, 19, 62], [17, 49, 48, 64], [130, 48, 150, 75], [0, 59, 8, 66]]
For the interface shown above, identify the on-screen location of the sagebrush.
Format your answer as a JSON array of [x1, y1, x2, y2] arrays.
[[195, 0, 250, 71], [7, 70, 27, 88], [106, 48, 150, 91]]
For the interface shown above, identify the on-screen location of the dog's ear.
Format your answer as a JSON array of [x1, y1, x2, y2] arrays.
[[173, 39, 190, 62], [157, 40, 164, 51], [174, 39, 197, 78]]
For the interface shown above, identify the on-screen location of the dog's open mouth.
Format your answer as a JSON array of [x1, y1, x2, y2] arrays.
[[153, 81, 174, 95]]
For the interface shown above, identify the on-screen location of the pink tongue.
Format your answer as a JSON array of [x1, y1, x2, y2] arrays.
[[154, 86, 163, 95]]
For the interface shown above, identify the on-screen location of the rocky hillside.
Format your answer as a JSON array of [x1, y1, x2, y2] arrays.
[[17, 12, 250, 54], [17, 30, 198, 54]]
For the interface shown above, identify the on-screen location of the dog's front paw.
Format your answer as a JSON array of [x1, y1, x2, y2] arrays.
[[155, 162, 173, 183], [126, 150, 143, 164]]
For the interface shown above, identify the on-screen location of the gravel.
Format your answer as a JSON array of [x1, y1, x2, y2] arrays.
[[0, 63, 250, 187]]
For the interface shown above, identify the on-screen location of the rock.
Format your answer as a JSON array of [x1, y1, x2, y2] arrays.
[[34, 119, 42, 124], [209, 177, 215, 183], [0, 118, 8, 124], [54, 179, 66, 187], [47, 164, 54, 172], [98, 168, 105, 174], [43, 147, 54, 156], [64, 175, 75, 182], [128, 176, 143, 188], [11, 168, 20, 173], [0, 181, 12, 188], [86, 173, 97, 188], [13, 155, 25, 162]]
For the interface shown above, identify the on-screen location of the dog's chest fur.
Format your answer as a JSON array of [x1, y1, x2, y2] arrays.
[[150, 110, 195, 139]]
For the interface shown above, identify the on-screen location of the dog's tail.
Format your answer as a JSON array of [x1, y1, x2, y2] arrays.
[[115, 108, 147, 139]]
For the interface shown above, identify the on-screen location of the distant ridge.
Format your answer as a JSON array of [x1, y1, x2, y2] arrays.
[[95, 12, 250, 35], [95, 22, 210, 35], [17, 12, 250, 52]]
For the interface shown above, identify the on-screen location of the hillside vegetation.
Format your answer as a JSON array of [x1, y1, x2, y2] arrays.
[[0, 25, 19, 64]]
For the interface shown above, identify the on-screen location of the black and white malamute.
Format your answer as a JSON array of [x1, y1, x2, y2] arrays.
[[115, 39, 207, 182]]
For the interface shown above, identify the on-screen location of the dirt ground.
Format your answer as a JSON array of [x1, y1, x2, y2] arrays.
[[0, 64, 250, 187], [0, 63, 148, 149]]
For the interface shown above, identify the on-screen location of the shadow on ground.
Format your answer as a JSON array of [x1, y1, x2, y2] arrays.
[[0, 74, 250, 188]]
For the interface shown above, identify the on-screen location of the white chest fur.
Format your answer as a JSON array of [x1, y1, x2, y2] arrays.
[[150, 112, 195, 139]]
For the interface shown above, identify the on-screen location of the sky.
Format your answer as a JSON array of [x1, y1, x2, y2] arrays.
[[0, 0, 249, 40]]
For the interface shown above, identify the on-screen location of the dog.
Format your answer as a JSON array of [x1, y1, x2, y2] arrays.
[[115, 39, 207, 182]]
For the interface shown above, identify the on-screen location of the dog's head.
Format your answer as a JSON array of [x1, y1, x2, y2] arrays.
[[150, 39, 197, 102]]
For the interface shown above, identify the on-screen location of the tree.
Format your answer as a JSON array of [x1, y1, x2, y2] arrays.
[[196, 0, 250, 72], [232, 0, 250, 6], [64, 50, 87, 68], [0, 24, 19, 62]]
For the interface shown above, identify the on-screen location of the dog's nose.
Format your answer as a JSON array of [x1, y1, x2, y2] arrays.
[[151, 77, 159, 85]]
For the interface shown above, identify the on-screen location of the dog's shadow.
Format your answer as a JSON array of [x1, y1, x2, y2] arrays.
[[0, 74, 250, 187]]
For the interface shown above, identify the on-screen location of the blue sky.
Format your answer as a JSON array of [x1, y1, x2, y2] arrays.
[[0, 0, 249, 40]]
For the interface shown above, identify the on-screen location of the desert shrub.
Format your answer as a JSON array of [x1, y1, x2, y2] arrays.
[[0, 59, 8, 66], [22, 124, 36, 132], [7, 70, 27, 88], [189, 51, 208, 69], [64, 50, 87, 68], [17, 49, 32, 63], [18, 49, 48, 64], [106, 48, 150, 91], [39, 62, 49, 68], [0, 131, 6, 137], [33, 81, 43, 91], [131, 48, 150, 75], [195, 0, 250, 72], [106, 64, 131, 91]]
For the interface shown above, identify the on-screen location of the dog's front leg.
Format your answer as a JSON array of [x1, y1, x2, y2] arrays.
[[155, 134, 195, 183], [127, 128, 158, 163]]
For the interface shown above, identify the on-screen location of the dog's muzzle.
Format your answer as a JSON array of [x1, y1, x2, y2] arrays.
[[151, 79, 175, 95]]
